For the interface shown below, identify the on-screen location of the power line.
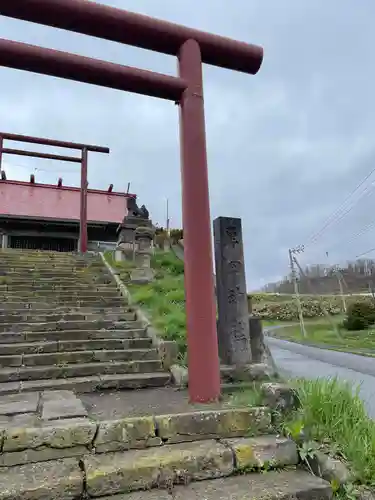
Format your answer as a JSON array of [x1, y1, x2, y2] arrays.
[[305, 181, 375, 249], [356, 247, 375, 259], [2, 160, 79, 175], [324, 220, 375, 254], [305, 164, 375, 246]]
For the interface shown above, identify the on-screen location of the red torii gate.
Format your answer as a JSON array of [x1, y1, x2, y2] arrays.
[[0, 0, 264, 403], [0, 131, 110, 253]]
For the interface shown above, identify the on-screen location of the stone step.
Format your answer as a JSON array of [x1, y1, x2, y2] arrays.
[[0, 257, 96, 265], [1, 299, 123, 308], [0, 276, 113, 284], [0, 271, 109, 278], [0, 329, 147, 343], [0, 371, 170, 395], [0, 404, 274, 467], [0, 299, 126, 309], [0, 290, 120, 299], [80, 435, 299, 497], [0, 280, 115, 288], [0, 436, 300, 498], [0, 306, 131, 315], [0, 261, 104, 267], [0, 359, 164, 382], [0, 248, 89, 255], [0, 269, 107, 277], [0, 264, 107, 274], [117, 470, 332, 500], [1, 319, 142, 333], [0, 262, 104, 269], [0, 337, 152, 355], [0, 311, 136, 324], [0, 347, 158, 367], [0, 284, 117, 292]]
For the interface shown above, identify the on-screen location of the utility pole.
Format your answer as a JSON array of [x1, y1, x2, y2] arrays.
[[294, 254, 340, 336], [166, 198, 170, 237], [334, 267, 347, 313], [289, 245, 307, 337]]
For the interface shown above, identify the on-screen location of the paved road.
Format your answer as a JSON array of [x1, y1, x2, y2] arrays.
[[265, 328, 375, 417]]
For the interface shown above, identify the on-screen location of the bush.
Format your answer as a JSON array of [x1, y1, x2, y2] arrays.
[[343, 301, 375, 331], [249, 293, 375, 322], [170, 229, 183, 244]]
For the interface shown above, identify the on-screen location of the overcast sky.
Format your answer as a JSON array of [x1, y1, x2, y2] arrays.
[[1, 1, 375, 290]]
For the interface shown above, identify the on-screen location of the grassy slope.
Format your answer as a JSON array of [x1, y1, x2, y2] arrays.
[[105, 250, 187, 360]]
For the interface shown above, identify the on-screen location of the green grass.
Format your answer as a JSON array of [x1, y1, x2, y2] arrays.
[[289, 378, 375, 487], [262, 317, 331, 328], [269, 319, 375, 355], [105, 250, 187, 362], [236, 377, 375, 489]]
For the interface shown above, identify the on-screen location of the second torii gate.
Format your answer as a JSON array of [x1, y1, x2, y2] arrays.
[[0, 0, 264, 403]]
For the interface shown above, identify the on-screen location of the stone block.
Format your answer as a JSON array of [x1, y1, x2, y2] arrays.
[[8, 414, 40, 428], [0, 392, 39, 416], [0, 445, 87, 467], [130, 267, 154, 284], [84, 439, 234, 497], [0, 355, 22, 367], [170, 469, 333, 500], [226, 435, 298, 470], [0, 458, 83, 500], [170, 364, 188, 388], [157, 340, 178, 370], [3, 417, 96, 451], [310, 451, 352, 485], [94, 416, 161, 453], [155, 407, 272, 443], [261, 382, 299, 413], [41, 394, 88, 420]]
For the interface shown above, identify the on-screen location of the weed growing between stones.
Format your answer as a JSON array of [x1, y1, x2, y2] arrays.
[[235, 377, 375, 497], [285, 377, 375, 495]]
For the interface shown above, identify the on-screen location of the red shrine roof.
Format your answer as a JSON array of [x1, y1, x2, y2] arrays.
[[0, 178, 135, 224]]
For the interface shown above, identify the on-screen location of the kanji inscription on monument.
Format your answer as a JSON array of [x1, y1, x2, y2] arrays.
[[213, 217, 251, 366]]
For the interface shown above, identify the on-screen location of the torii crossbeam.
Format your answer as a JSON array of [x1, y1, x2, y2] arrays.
[[0, 0, 264, 403]]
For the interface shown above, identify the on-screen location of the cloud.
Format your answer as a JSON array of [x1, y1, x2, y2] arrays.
[[1, 0, 375, 289]]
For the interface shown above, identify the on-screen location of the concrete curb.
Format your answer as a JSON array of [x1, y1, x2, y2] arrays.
[[99, 253, 178, 370]]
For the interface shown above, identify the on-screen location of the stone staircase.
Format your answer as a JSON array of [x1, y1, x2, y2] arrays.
[[0, 385, 332, 499], [0, 249, 333, 499], [0, 249, 170, 394]]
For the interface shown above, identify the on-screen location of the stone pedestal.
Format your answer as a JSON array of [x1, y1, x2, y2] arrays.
[[213, 216, 251, 367], [116, 216, 153, 261], [130, 226, 155, 284]]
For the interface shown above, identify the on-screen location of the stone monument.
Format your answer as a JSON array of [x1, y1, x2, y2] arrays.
[[116, 198, 153, 261], [213, 216, 251, 366]]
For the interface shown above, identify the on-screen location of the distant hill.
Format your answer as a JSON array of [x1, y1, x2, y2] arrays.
[[262, 259, 375, 295]]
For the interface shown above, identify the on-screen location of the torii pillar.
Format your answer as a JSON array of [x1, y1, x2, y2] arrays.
[[0, 0, 264, 402]]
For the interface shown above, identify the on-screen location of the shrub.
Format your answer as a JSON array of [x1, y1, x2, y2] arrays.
[[249, 293, 375, 322], [343, 301, 375, 331], [170, 228, 183, 244]]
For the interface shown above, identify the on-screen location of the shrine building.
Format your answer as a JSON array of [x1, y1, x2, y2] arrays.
[[0, 171, 135, 252]]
